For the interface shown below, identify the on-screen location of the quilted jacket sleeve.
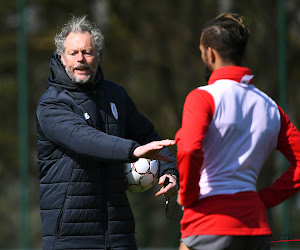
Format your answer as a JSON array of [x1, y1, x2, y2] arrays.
[[37, 96, 139, 163]]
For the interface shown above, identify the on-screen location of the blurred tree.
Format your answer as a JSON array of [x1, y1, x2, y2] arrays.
[[0, 1, 22, 248]]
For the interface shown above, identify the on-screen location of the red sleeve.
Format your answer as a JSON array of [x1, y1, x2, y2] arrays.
[[258, 106, 300, 208], [175, 89, 214, 207]]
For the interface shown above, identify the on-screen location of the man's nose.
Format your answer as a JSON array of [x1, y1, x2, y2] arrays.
[[77, 52, 85, 62]]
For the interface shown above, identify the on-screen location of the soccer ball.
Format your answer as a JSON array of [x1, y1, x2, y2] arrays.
[[124, 158, 159, 192]]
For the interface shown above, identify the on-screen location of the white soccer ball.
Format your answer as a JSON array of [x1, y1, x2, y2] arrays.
[[124, 158, 159, 192]]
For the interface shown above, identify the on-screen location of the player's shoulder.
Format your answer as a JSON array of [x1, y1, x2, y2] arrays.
[[187, 86, 213, 99], [185, 87, 214, 107]]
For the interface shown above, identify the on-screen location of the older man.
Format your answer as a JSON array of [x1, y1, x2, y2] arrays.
[[36, 15, 178, 250]]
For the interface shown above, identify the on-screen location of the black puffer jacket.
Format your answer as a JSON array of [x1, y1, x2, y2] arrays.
[[36, 52, 178, 250]]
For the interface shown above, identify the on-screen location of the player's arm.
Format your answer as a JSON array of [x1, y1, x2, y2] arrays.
[[37, 98, 139, 162], [175, 89, 214, 207], [132, 139, 176, 161], [258, 106, 300, 208]]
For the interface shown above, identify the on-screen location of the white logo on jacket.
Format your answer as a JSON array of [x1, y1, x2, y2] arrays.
[[110, 102, 118, 120], [84, 112, 90, 120]]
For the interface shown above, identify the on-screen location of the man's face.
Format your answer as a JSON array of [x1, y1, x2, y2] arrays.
[[61, 32, 101, 84], [199, 40, 213, 83]]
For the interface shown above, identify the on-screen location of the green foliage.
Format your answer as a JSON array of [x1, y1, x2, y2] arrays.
[[2, 0, 300, 248]]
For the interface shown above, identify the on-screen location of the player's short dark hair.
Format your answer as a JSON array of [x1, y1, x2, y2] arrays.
[[201, 13, 250, 65]]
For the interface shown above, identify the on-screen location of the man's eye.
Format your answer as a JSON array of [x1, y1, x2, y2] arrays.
[[84, 51, 93, 56]]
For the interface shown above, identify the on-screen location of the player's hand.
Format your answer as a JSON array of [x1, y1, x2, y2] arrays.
[[155, 174, 178, 198], [132, 139, 175, 162]]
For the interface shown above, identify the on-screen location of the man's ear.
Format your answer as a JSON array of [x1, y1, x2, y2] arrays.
[[207, 47, 216, 64]]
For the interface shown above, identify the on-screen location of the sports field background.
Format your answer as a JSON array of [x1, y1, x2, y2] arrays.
[[2, 0, 300, 249]]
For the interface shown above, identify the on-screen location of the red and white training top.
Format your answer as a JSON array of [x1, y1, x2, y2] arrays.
[[175, 66, 300, 238]]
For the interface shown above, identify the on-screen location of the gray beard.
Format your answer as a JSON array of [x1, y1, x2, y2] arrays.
[[65, 66, 94, 85], [64, 64, 100, 85]]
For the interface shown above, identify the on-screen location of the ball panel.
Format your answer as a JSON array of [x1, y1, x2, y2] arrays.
[[149, 161, 159, 175], [140, 174, 154, 186], [124, 163, 132, 174], [125, 170, 141, 184], [134, 158, 151, 174]]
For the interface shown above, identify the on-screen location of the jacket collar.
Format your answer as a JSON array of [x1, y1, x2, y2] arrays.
[[208, 66, 254, 85]]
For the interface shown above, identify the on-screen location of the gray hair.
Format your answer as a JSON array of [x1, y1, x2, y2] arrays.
[[54, 15, 104, 59]]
